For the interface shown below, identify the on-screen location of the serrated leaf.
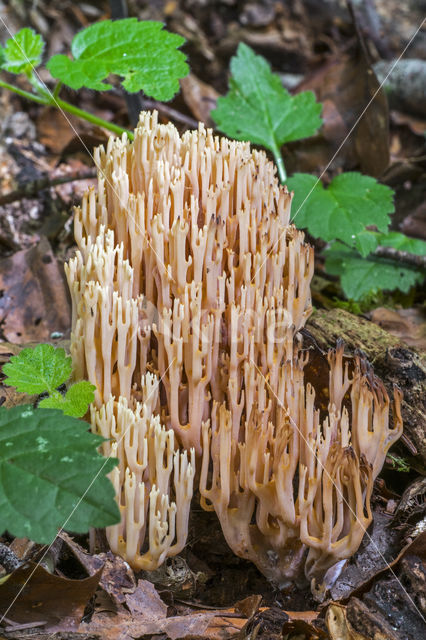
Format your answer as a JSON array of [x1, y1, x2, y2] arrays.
[[212, 43, 322, 154], [3, 28, 44, 74], [377, 231, 426, 255], [288, 172, 394, 245], [0, 405, 119, 543], [39, 381, 96, 417], [355, 230, 380, 257], [3, 344, 72, 395], [324, 242, 424, 300], [47, 19, 188, 101]]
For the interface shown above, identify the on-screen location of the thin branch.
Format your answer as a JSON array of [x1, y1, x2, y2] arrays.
[[374, 245, 426, 269], [0, 170, 97, 207], [140, 98, 199, 129]]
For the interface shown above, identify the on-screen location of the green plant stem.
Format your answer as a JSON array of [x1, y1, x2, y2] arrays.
[[0, 79, 48, 105], [53, 80, 63, 99], [0, 78, 133, 139], [55, 97, 133, 138], [271, 143, 287, 183]]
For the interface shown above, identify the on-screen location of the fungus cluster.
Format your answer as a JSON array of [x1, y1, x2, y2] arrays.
[[66, 111, 402, 593]]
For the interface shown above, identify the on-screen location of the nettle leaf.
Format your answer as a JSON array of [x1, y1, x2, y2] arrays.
[[212, 43, 322, 154], [0, 405, 119, 543], [287, 172, 394, 245], [378, 231, 426, 255], [2, 28, 44, 74], [47, 19, 188, 100], [39, 381, 96, 417], [354, 230, 380, 257], [3, 344, 72, 395], [354, 230, 426, 258], [324, 242, 424, 300]]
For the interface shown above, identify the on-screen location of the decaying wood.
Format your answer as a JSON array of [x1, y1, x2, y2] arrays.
[[306, 308, 426, 464]]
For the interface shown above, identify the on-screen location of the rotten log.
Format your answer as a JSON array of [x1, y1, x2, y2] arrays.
[[305, 308, 426, 465]]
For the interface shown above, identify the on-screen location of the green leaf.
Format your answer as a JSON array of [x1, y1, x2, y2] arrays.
[[47, 19, 188, 100], [0, 46, 6, 68], [377, 231, 426, 255], [0, 405, 119, 543], [354, 230, 380, 257], [212, 43, 322, 154], [324, 242, 424, 300], [287, 172, 394, 245], [39, 381, 96, 417], [3, 344, 72, 395], [354, 230, 426, 258], [2, 28, 44, 74]]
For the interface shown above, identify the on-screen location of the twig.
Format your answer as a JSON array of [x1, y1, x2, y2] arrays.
[[0, 169, 97, 207], [0, 542, 21, 573], [374, 246, 426, 269], [3, 618, 47, 631], [140, 99, 199, 129]]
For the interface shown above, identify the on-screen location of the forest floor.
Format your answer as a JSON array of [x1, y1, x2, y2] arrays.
[[0, 1, 425, 639]]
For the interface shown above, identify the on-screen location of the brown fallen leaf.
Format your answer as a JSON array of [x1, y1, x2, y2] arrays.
[[0, 561, 103, 633], [391, 111, 426, 138], [326, 599, 401, 640], [234, 594, 262, 619], [240, 606, 289, 640], [58, 534, 136, 606], [125, 578, 167, 618], [0, 236, 71, 343], [401, 201, 426, 241], [82, 579, 215, 640], [282, 617, 328, 639], [36, 106, 106, 155], [287, 41, 389, 177], [326, 603, 362, 640], [369, 307, 426, 351], [181, 73, 219, 127]]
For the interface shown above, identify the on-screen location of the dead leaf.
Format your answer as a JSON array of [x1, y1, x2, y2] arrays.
[[82, 579, 214, 640], [181, 74, 219, 126], [346, 597, 400, 640], [237, 606, 289, 640], [333, 530, 426, 606], [401, 201, 426, 242], [36, 107, 106, 155], [234, 594, 262, 618], [391, 111, 426, 137], [205, 611, 247, 639], [326, 601, 399, 640], [0, 236, 71, 343], [329, 508, 403, 602], [125, 579, 167, 618], [288, 43, 389, 177], [282, 616, 328, 639], [326, 604, 361, 640], [58, 534, 136, 606], [369, 307, 426, 350], [8, 538, 36, 562], [0, 561, 102, 633]]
